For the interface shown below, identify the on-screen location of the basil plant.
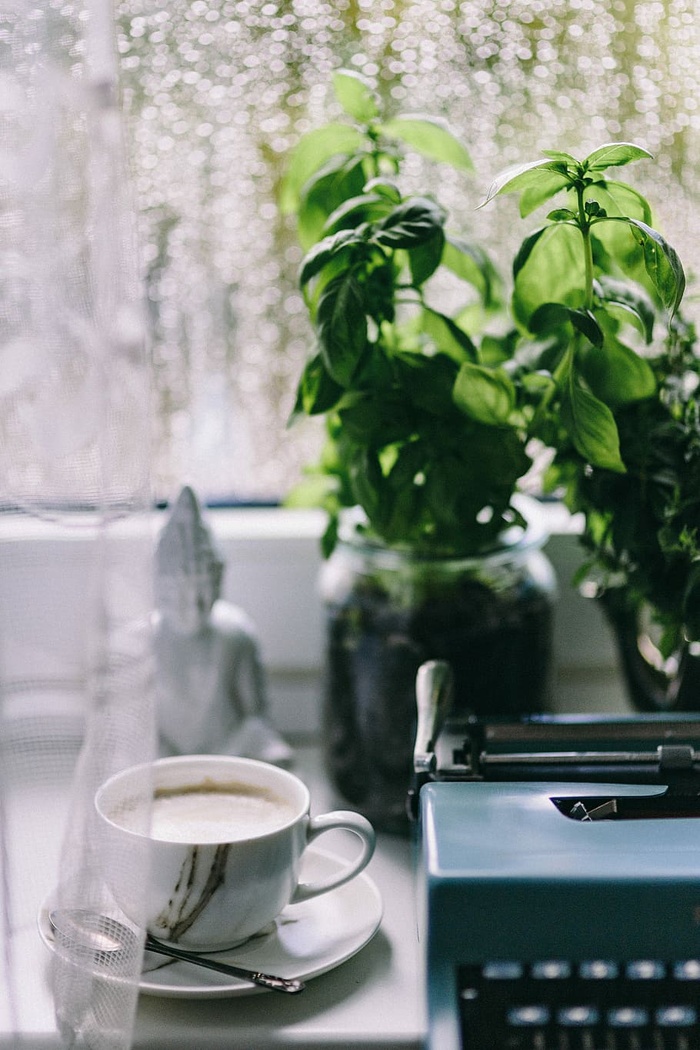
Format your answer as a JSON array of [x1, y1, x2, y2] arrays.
[[283, 70, 532, 557], [486, 143, 700, 652]]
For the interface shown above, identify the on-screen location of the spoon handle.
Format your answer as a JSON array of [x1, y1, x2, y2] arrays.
[[144, 935, 305, 994]]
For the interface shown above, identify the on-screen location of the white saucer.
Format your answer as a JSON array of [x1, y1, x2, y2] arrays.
[[38, 846, 383, 999]]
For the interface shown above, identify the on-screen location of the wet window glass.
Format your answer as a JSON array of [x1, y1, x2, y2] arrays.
[[114, 0, 700, 503]]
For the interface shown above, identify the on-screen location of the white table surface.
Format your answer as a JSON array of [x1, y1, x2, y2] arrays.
[[1, 743, 426, 1050]]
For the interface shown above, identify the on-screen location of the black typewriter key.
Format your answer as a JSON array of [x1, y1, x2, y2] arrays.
[[608, 1006, 649, 1026], [579, 961, 619, 981], [673, 961, 700, 981], [656, 1006, 697, 1027], [484, 961, 525, 980], [506, 1005, 551, 1026], [626, 960, 665, 980], [531, 961, 572, 981], [457, 958, 700, 1049], [556, 1006, 600, 1027]]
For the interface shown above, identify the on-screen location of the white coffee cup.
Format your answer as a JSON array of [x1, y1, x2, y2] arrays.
[[95, 754, 376, 952]]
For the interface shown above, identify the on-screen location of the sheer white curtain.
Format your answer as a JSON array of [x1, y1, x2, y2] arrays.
[[0, 0, 156, 1044]]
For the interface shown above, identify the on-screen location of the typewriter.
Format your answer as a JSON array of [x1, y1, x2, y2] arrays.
[[410, 660, 700, 1050]]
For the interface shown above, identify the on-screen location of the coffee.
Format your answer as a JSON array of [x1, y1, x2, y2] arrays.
[[151, 780, 295, 843], [112, 778, 296, 843]]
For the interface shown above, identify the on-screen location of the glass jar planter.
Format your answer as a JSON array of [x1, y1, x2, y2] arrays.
[[319, 499, 557, 833], [599, 589, 700, 713]]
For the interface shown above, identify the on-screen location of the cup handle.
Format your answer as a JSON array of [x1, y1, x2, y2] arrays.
[[290, 811, 376, 904]]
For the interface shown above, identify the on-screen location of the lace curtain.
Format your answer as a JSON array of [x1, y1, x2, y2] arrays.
[[0, 0, 155, 1044]]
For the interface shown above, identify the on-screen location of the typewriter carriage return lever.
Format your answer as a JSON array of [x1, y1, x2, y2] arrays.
[[409, 658, 700, 821]]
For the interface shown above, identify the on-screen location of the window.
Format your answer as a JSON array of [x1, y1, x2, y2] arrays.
[[115, 0, 700, 504]]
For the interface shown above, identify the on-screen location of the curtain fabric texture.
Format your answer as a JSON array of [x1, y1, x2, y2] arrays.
[[0, 0, 155, 1045]]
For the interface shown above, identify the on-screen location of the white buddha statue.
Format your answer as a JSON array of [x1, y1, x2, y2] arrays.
[[153, 485, 292, 766]]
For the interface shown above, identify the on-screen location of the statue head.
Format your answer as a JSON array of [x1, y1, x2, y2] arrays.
[[155, 485, 224, 634]]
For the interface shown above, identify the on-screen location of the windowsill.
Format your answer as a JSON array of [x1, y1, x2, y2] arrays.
[[0, 503, 631, 743]]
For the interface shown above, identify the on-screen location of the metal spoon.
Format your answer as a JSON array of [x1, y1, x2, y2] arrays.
[[49, 909, 305, 994]]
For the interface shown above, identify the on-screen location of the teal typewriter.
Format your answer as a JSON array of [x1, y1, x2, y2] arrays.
[[410, 661, 700, 1050]]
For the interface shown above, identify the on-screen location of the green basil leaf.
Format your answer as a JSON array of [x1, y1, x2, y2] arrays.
[[303, 247, 372, 318], [299, 229, 361, 287], [363, 177, 402, 203], [589, 210, 647, 290], [297, 155, 367, 248], [625, 217, 686, 316], [570, 309, 604, 347], [480, 159, 570, 209], [480, 328, 519, 365], [324, 193, 394, 234], [518, 170, 574, 217], [374, 196, 446, 248], [337, 395, 389, 442], [442, 237, 500, 306], [408, 228, 446, 285], [385, 440, 428, 491], [541, 149, 580, 164], [583, 142, 653, 172], [512, 332, 566, 373], [285, 471, 339, 510], [522, 371, 556, 396], [426, 427, 531, 522], [528, 303, 603, 347], [528, 302, 573, 334], [421, 307, 478, 362], [547, 208, 577, 221], [587, 180, 652, 223], [348, 447, 385, 524], [316, 272, 367, 385], [562, 375, 626, 472], [290, 353, 344, 417], [380, 475, 430, 547], [578, 337, 657, 406], [599, 300, 654, 342], [350, 343, 395, 392], [513, 223, 586, 327], [594, 276, 655, 343], [332, 69, 380, 123], [395, 351, 457, 414], [279, 124, 365, 213], [453, 361, 516, 425], [512, 225, 549, 279], [378, 116, 473, 171]]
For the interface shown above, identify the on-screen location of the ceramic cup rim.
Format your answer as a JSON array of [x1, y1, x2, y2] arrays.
[[95, 754, 310, 846]]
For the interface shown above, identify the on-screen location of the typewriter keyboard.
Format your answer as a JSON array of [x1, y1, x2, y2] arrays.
[[458, 960, 700, 1049]]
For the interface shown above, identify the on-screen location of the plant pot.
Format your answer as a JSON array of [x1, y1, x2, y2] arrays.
[[599, 589, 700, 713], [319, 499, 557, 833]]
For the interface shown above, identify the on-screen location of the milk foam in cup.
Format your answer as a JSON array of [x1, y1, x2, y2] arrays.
[[147, 781, 296, 842], [95, 754, 376, 952]]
